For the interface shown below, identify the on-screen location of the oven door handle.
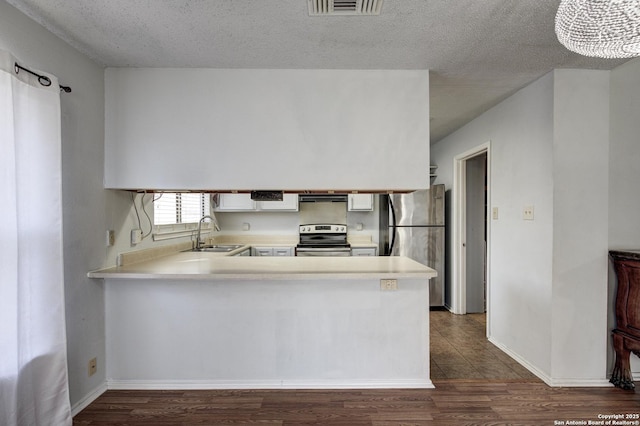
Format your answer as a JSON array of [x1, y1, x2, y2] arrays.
[[296, 247, 351, 252]]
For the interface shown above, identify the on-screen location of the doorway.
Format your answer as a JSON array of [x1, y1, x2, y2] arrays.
[[451, 142, 491, 331], [465, 152, 487, 313]]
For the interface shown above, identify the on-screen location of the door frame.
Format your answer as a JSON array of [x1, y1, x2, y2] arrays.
[[451, 142, 491, 328]]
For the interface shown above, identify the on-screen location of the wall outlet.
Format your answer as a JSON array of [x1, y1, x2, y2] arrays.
[[106, 230, 115, 246], [131, 229, 143, 245], [523, 205, 535, 221], [380, 279, 398, 291], [88, 357, 97, 377]]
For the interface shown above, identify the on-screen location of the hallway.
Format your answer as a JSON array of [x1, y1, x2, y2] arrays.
[[430, 311, 539, 381]]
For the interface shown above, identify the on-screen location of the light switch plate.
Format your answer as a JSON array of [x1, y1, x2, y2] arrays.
[[492, 207, 499, 220]]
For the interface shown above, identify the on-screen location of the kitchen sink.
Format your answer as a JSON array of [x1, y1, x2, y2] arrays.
[[189, 244, 244, 253]]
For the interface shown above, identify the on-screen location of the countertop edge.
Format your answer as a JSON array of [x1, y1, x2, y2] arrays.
[[88, 271, 436, 280], [88, 254, 436, 281]]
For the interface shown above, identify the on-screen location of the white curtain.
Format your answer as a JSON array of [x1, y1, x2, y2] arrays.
[[0, 50, 72, 425]]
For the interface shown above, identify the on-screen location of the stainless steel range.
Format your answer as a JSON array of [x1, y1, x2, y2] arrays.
[[296, 224, 351, 257]]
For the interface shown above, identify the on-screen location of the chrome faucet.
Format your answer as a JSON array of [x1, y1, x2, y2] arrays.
[[195, 215, 214, 249]]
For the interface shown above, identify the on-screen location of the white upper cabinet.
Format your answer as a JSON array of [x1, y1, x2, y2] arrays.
[[348, 194, 374, 211], [105, 69, 430, 191], [213, 193, 298, 212], [213, 194, 255, 211]]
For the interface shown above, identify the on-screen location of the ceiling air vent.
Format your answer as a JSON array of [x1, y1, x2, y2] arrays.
[[308, 0, 383, 16]]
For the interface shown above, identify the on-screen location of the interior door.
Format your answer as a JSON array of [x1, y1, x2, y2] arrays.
[[465, 153, 487, 313]]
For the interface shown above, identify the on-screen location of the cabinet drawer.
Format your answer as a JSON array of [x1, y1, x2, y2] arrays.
[[273, 248, 294, 256], [351, 247, 377, 256], [251, 246, 294, 257]]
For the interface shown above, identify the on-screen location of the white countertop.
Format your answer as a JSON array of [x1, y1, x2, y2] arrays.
[[88, 252, 436, 281]]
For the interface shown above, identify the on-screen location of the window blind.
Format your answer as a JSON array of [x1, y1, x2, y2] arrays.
[[154, 193, 210, 225]]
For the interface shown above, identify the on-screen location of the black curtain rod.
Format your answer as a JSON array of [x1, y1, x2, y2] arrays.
[[14, 62, 71, 93]]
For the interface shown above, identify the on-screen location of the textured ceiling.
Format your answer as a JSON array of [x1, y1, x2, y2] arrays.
[[6, 0, 627, 142]]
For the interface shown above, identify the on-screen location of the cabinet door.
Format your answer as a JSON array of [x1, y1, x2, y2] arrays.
[[273, 247, 294, 256], [214, 194, 256, 211], [234, 248, 252, 256], [351, 247, 377, 256], [348, 194, 374, 211], [252, 247, 294, 256], [252, 247, 273, 256], [258, 194, 299, 211]]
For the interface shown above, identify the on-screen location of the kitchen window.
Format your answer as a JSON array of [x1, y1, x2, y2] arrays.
[[153, 192, 212, 240]]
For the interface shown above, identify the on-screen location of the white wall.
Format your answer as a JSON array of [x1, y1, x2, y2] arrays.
[[104, 68, 430, 192], [103, 191, 197, 267], [0, 1, 106, 410], [551, 70, 610, 383], [432, 73, 555, 377], [609, 58, 640, 373], [609, 58, 640, 247], [434, 62, 640, 385], [433, 68, 618, 385], [105, 277, 430, 389]]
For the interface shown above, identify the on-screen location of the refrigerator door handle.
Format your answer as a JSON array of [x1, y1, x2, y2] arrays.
[[389, 196, 397, 255]]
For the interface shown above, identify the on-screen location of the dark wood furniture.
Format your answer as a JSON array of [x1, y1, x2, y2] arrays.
[[609, 250, 640, 390]]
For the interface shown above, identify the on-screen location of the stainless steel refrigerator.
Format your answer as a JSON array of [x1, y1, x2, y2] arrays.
[[379, 184, 445, 307]]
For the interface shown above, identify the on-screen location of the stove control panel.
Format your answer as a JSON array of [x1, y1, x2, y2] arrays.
[[299, 224, 347, 234]]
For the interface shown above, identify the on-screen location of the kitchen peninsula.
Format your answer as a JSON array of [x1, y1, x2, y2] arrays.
[[89, 253, 436, 390]]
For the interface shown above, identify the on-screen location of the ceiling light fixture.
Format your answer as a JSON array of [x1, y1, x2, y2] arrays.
[[555, 0, 640, 58]]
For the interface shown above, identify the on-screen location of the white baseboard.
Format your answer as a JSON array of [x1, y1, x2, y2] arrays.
[[72, 377, 433, 415], [107, 378, 434, 390], [71, 381, 108, 417], [546, 377, 613, 387], [488, 337, 612, 387]]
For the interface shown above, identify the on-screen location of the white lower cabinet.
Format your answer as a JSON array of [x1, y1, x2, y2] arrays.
[[234, 248, 251, 256], [251, 247, 294, 257], [351, 247, 377, 256]]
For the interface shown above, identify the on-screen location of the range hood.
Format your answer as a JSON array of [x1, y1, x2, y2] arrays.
[[298, 194, 348, 203]]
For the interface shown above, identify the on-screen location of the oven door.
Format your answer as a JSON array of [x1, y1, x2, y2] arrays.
[[295, 247, 352, 257]]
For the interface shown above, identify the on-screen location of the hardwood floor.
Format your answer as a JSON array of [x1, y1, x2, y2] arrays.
[[72, 384, 640, 425], [73, 311, 640, 425], [430, 311, 538, 380]]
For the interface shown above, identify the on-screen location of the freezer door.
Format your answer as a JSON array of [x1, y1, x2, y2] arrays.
[[391, 184, 445, 226], [391, 226, 445, 307]]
